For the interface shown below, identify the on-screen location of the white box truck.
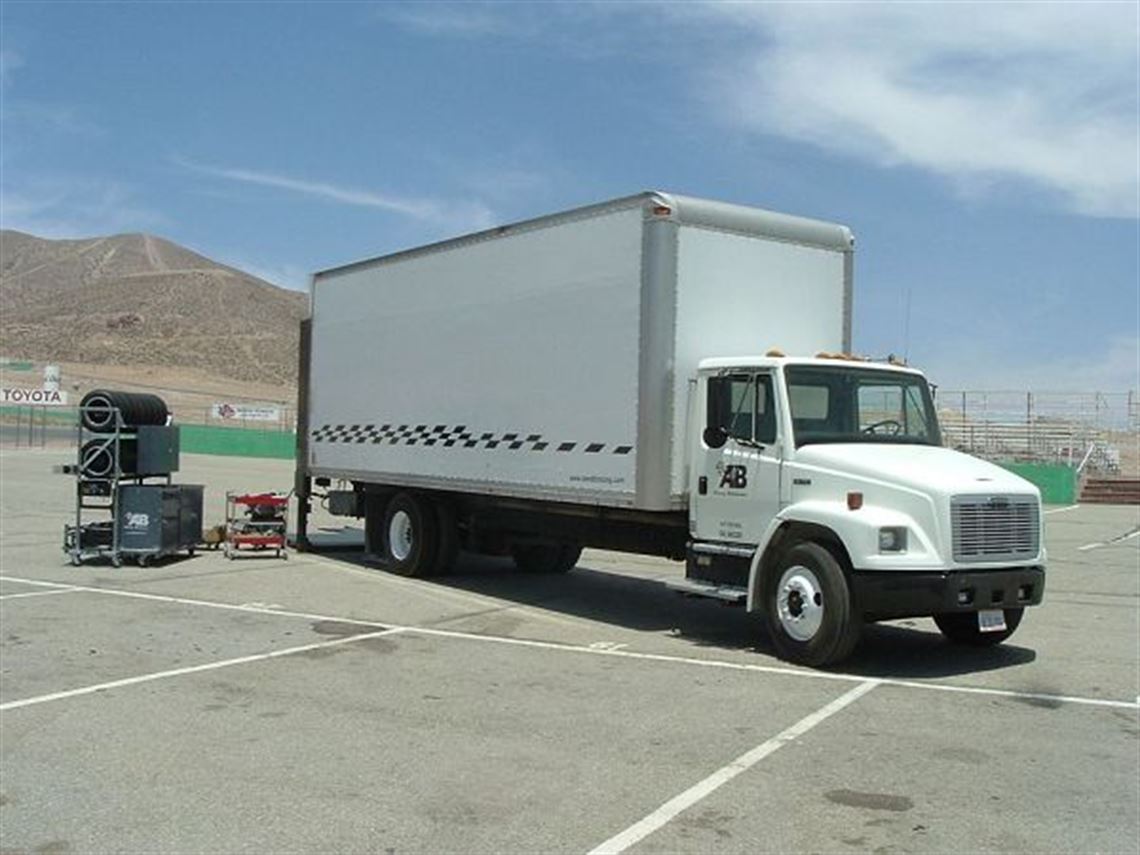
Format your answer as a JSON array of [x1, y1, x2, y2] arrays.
[[295, 192, 1045, 666]]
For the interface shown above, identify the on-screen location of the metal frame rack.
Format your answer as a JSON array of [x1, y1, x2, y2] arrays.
[[63, 403, 177, 567]]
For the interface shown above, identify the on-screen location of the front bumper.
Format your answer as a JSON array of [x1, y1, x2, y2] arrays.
[[851, 566, 1045, 622]]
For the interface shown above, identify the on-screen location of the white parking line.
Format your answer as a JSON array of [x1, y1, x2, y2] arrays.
[[0, 627, 405, 712], [0, 587, 82, 601], [408, 625, 1139, 710], [1044, 505, 1081, 515], [294, 552, 607, 632], [1078, 530, 1140, 551], [587, 680, 880, 855], [2, 575, 1136, 712], [0, 575, 392, 628]]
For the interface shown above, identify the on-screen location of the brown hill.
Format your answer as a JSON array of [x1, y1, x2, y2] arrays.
[[0, 231, 307, 384]]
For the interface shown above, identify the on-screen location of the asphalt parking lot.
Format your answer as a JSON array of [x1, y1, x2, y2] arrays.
[[1, 449, 1137, 854]]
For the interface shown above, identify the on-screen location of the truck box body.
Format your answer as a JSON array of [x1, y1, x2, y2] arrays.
[[307, 192, 853, 511]]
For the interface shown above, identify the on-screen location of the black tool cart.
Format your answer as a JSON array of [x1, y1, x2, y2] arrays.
[[63, 390, 203, 567]]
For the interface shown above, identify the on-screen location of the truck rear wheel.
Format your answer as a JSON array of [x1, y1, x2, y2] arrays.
[[511, 543, 581, 574], [934, 608, 1024, 646], [764, 542, 861, 667], [383, 492, 439, 577]]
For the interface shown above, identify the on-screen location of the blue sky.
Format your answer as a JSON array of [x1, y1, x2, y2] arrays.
[[1, 1, 1137, 393]]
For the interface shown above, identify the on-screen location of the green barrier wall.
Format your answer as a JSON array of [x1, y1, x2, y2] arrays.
[[0, 405, 77, 423], [179, 425, 296, 460], [997, 462, 1076, 505]]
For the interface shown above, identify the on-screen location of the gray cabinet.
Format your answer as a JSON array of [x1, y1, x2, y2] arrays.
[[118, 485, 203, 558]]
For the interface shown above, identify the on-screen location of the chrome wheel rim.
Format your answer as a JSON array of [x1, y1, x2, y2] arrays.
[[388, 510, 414, 562], [777, 565, 824, 642]]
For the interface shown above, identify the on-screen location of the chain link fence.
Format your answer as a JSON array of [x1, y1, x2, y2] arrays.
[[937, 390, 1139, 475], [6, 378, 1138, 477], [1, 398, 296, 450]]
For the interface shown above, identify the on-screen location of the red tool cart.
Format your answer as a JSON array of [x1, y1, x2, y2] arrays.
[[224, 492, 288, 560]]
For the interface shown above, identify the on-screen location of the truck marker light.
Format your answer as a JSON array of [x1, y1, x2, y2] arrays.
[[847, 491, 863, 510], [652, 205, 671, 216]]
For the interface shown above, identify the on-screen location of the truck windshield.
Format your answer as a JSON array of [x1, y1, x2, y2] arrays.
[[784, 366, 941, 448]]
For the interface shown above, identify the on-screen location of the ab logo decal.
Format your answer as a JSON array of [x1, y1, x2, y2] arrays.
[[717, 464, 748, 490]]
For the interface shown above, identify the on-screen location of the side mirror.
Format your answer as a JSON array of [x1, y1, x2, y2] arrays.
[[706, 376, 730, 449], [703, 425, 728, 449]]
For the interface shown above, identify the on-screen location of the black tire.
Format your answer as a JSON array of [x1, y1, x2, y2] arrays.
[[382, 492, 439, 577], [80, 390, 169, 432], [511, 543, 581, 574], [432, 499, 459, 575], [763, 542, 861, 667], [934, 608, 1024, 646]]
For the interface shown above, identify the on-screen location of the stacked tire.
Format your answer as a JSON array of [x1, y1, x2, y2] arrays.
[[78, 390, 169, 478], [79, 390, 168, 433]]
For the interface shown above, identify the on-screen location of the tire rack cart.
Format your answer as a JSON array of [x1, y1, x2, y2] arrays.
[[63, 403, 180, 568], [224, 492, 289, 560]]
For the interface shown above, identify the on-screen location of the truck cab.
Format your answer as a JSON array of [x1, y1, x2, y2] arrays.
[[680, 355, 1045, 665]]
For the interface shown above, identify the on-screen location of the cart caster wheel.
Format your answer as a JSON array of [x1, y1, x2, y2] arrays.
[[69, 554, 81, 567], [187, 547, 196, 557], [138, 555, 149, 568], [111, 557, 122, 568], [281, 551, 288, 560]]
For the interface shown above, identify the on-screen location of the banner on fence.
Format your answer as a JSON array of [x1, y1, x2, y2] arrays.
[[1, 388, 69, 405], [211, 402, 282, 422]]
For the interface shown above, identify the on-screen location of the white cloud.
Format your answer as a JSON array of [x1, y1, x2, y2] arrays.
[[0, 176, 165, 238], [1, 50, 106, 140], [377, 3, 540, 39], [4, 102, 106, 138], [695, 3, 1139, 218], [175, 158, 497, 232], [921, 334, 1139, 394]]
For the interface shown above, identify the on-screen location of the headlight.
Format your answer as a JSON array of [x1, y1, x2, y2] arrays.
[[878, 527, 908, 552]]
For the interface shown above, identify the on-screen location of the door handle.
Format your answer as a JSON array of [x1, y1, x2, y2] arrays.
[[698, 476, 708, 496]]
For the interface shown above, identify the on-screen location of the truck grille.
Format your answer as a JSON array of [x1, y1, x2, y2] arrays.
[[951, 495, 1039, 563]]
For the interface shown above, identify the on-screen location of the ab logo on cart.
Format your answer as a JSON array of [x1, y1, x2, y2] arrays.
[[124, 512, 149, 530], [718, 464, 748, 490]]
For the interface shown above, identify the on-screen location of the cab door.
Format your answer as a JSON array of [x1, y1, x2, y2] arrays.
[[692, 371, 783, 545]]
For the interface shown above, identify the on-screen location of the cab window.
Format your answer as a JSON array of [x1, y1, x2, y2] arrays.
[[709, 373, 777, 445]]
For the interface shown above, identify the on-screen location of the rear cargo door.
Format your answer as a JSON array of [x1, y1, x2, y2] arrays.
[[693, 372, 781, 545]]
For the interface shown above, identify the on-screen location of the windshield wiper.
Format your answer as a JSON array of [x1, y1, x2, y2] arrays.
[[734, 437, 767, 451]]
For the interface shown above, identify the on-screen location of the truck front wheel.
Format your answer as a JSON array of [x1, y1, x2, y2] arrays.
[[933, 608, 1024, 646], [383, 492, 439, 577], [764, 542, 861, 667]]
